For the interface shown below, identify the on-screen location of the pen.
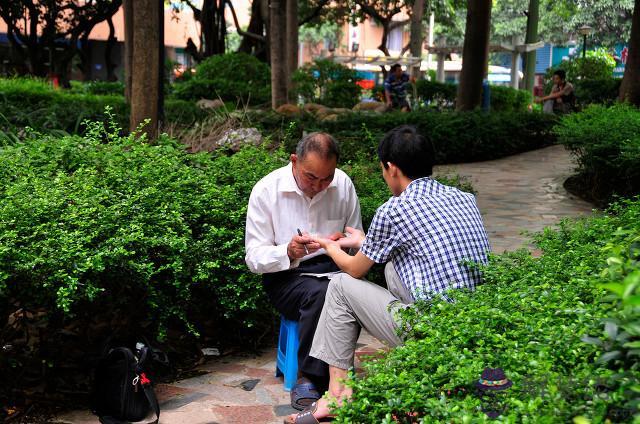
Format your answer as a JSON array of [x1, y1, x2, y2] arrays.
[[297, 228, 309, 255]]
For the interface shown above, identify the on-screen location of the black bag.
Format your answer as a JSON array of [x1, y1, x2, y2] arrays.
[[92, 345, 160, 424]]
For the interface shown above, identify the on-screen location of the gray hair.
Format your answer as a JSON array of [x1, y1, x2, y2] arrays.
[[295, 132, 340, 162]]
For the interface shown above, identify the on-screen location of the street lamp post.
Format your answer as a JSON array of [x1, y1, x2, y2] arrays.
[[578, 25, 593, 59]]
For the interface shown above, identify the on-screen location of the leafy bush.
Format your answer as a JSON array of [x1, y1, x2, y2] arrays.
[[334, 199, 640, 422], [555, 104, 640, 205], [573, 78, 622, 107], [69, 80, 125, 96], [0, 120, 282, 342], [414, 79, 457, 109], [546, 49, 617, 85], [292, 59, 362, 108], [0, 78, 209, 134], [172, 53, 271, 104], [414, 80, 531, 112], [255, 109, 558, 165], [488, 85, 532, 112]]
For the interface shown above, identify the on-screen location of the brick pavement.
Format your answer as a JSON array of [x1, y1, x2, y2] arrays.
[[55, 145, 594, 424]]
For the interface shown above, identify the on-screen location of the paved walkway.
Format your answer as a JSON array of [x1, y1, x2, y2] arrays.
[[436, 144, 594, 253], [56, 145, 594, 424]]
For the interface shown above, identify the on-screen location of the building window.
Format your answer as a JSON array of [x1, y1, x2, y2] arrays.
[[386, 26, 403, 52]]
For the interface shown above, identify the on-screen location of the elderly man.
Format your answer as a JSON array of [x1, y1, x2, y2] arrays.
[[245, 132, 362, 410], [286, 126, 490, 423]]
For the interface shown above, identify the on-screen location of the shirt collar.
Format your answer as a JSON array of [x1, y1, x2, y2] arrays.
[[400, 177, 434, 197], [278, 162, 339, 195]]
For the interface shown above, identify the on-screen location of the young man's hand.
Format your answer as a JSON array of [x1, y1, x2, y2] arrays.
[[336, 227, 366, 249], [313, 236, 340, 252]]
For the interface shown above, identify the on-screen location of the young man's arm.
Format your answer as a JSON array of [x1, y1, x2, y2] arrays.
[[321, 241, 374, 279], [315, 227, 373, 279]]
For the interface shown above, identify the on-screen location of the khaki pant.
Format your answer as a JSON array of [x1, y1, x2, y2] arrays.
[[309, 263, 413, 370]]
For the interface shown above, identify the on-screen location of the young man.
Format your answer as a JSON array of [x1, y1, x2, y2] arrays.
[[245, 132, 362, 410], [285, 125, 490, 423], [535, 69, 575, 114], [384, 64, 415, 112]]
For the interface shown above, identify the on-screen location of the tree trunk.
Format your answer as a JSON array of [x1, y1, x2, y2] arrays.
[[456, 0, 492, 111], [262, 0, 271, 63], [523, 0, 539, 92], [619, 0, 640, 106], [106, 16, 117, 81], [409, 0, 425, 79], [201, 0, 227, 58], [129, 0, 160, 139], [123, 0, 134, 101], [286, 0, 298, 100], [238, 0, 268, 61], [270, 0, 287, 108]]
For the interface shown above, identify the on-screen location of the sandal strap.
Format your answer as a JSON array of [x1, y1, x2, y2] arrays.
[[293, 410, 320, 424]]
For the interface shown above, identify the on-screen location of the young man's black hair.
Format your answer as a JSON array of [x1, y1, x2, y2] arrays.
[[377, 125, 435, 179], [390, 63, 402, 72], [553, 69, 566, 80]]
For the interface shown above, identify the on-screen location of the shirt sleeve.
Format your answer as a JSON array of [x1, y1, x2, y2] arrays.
[[244, 185, 295, 274], [384, 76, 392, 91], [344, 178, 363, 232], [561, 83, 574, 96], [360, 202, 401, 263]]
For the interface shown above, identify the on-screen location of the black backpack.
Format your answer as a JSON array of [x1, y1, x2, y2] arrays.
[[92, 345, 160, 424]]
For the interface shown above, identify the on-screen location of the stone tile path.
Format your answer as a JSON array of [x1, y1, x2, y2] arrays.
[[55, 145, 594, 424]]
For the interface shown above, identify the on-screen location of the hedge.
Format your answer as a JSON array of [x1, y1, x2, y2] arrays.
[[253, 109, 558, 165], [555, 104, 640, 206], [414, 80, 532, 112], [0, 78, 209, 134], [334, 199, 640, 422]]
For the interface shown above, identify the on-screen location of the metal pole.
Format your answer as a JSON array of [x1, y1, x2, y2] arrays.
[[582, 34, 587, 59]]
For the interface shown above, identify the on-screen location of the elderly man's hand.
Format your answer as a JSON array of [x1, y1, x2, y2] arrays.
[[287, 232, 320, 260]]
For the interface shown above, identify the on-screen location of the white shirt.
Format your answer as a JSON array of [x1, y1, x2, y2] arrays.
[[245, 162, 363, 274]]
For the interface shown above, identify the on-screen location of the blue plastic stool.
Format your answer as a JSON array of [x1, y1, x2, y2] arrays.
[[275, 316, 299, 391]]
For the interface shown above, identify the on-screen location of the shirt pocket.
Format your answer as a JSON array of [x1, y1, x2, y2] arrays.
[[321, 219, 346, 236]]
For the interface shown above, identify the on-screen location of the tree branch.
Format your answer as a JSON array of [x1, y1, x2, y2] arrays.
[[299, 0, 331, 26], [227, 0, 265, 41], [182, 0, 202, 22]]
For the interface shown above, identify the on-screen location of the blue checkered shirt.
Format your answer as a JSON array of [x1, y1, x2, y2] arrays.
[[360, 177, 490, 301]]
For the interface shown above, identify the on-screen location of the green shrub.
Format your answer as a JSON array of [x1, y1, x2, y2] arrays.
[[172, 53, 271, 104], [70, 80, 125, 96], [573, 78, 622, 107], [414, 80, 531, 112], [255, 110, 558, 165], [0, 120, 283, 342], [414, 79, 457, 109], [546, 49, 617, 87], [334, 199, 640, 422], [555, 104, 640, 205], [488, 85, 532, 112], [292, 59, 362, 108], [0, 78, 209, 134]]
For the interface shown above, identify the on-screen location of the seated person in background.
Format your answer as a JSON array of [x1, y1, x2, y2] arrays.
[[285, 125, 491, 423], [384, 64, 415, 112], [535, 69, 575, 114], [245, 132, 363, 411]]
